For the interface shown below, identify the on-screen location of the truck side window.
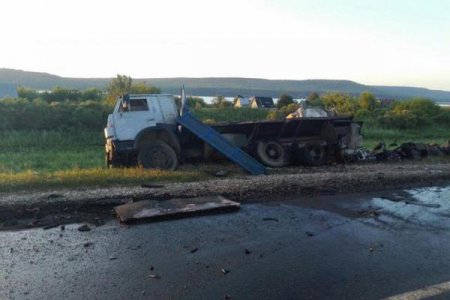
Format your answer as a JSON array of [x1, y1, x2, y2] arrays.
[[119, 99, 149, 112], [130, 99, 149, 111]]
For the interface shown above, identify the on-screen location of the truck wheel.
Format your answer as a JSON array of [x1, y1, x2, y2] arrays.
[[256, 141, 288, 168], [299, 142, 327, 166], [138, 141, 178, 171]]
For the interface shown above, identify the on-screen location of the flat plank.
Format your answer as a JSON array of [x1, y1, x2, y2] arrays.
[[114, 196, 240, 223]]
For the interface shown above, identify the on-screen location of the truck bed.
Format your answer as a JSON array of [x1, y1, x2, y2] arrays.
[[211, 116, 354, 143]]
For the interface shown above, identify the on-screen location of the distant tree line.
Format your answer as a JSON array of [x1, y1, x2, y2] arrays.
[[18, 86, 104, 102], [269, 91, 450, 129], [2, 75, 449, 131], [0, 98, 110, 131], [17, 74, 161, 105]]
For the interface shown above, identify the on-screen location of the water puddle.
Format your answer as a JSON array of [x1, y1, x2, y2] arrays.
[[364, 186, 450, 231]]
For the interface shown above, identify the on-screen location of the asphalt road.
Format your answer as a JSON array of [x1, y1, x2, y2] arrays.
[[1, 186, 450, 300]]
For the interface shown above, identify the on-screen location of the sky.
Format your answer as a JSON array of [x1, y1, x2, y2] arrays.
[[2, 0, 450, 90]]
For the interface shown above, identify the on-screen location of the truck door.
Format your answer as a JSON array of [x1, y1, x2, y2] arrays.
[[113, 97, 156, 141]]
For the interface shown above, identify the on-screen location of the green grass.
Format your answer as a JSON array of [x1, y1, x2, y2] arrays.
[[0, 148, 104, 173], [362, 126, 449, 149], [0, 130, 208, 192], [1, 120, 449, 192], [0, 130, 102, 148], [0, 168, 205, 193], [0, 130, 103, 173]]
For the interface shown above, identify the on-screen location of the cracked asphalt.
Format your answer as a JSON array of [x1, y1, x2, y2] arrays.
[[1, 186, 450, 300]]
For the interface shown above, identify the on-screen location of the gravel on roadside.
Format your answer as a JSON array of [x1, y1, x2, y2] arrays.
[[1, 161, 450, 213]]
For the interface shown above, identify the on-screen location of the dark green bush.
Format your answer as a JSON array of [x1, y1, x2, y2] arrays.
[[0, 98, 111, 131]]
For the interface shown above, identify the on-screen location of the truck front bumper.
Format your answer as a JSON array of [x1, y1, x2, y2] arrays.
[[105, 139, 136, 154]]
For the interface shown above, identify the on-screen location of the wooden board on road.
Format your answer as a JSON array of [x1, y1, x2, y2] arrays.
[[114, 196, 240, 223]]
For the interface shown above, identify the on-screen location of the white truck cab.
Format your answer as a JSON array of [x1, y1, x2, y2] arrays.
[[104, 94, 181, 170]]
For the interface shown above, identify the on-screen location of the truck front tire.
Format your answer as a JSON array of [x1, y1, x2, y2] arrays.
[[138, 141, 178, 171]]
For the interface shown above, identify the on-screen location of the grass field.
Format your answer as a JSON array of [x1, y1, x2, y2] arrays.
[[361, 126, 449, 148], [0, 122, 448, 193], [0, 130, 104, 173]]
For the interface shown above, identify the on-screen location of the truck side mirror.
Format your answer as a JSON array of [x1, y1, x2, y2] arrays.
[[122, 100, 129, 110]]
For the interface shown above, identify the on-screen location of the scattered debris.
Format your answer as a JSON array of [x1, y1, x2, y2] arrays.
[[345, 141, 450, 162], [214, 170, 229, 177], [369, 243, 384, 253], [127, 245, 142, 250], [43, 223, 63, 230], [93, 217, 105, 226], [358, 209, 380, 218], [47, 193, 64, 199], [262, 217, 279, 222], [141, 183, 165, 189], [77, 224, 91, 232], [221, 268, 230, 275]]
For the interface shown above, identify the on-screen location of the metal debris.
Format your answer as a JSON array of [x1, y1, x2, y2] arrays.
[[262, 217, 279, 222], [77, 224, 91, 232]]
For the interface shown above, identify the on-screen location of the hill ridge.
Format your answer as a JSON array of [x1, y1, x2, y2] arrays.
[[0, 68, 449, 102]]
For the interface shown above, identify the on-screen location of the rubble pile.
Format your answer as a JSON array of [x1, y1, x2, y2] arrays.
[[345, 140, 450, 162]]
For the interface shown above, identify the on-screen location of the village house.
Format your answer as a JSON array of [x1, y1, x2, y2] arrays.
[[249, 96, 275, 108]]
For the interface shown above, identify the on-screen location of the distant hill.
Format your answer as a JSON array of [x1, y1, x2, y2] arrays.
[[1, 68, 450, 102]]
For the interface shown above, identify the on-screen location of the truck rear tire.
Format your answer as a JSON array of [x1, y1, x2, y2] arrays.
[[298, 142, 327, 166], [256, 141, 289, 168], [138, 141, 178, 171]]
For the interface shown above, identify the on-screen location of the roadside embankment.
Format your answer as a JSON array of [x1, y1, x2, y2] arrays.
[[1, 161, 450, 214]]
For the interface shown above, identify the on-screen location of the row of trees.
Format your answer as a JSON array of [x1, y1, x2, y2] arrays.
[[18, 86, 104, 102], [17, 75, 161, 105], [0, 98, 110, 131], [269, 91, 450, 129], [4, 74, 449, 131]]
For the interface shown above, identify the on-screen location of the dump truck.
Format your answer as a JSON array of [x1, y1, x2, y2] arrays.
[[104, 92, 362, 174]]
